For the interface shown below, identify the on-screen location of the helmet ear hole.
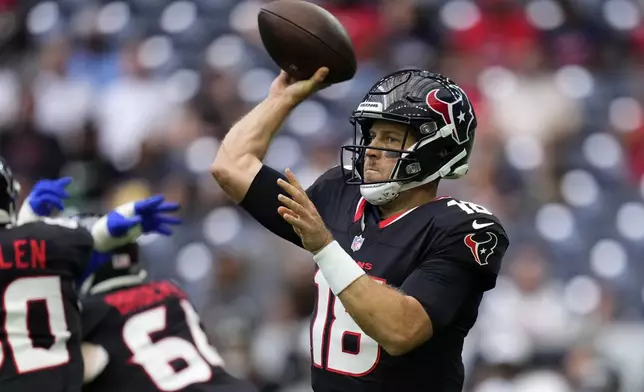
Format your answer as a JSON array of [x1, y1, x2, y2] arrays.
[[419, 122, 438, 135]]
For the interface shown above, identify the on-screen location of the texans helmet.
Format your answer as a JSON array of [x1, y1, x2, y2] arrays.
[[75, 213, 144, 296], [0, 157, 20, 226], [341, 69, 477, 205]]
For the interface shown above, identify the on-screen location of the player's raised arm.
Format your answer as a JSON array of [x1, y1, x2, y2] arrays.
[[210, 67, 328, 203], [90, 195, 181, 252]]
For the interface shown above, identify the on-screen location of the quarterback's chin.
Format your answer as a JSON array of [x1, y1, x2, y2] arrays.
[[364, 170, 385, 183]]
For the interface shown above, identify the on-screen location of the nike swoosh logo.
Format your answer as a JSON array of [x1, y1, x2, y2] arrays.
[[472, 220, 495, 230]]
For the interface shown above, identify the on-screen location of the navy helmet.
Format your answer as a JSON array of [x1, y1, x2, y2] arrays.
[[341, 69, 477, 205]]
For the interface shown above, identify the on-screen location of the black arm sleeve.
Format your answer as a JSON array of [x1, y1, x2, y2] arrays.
[[239, 165, 303, 247], [239, 164, 346, 247], [401, 259, 476, 333]]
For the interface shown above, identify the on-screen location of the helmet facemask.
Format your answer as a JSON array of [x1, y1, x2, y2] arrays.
[[342, 118, 423, 186], [342, 116, 469, 205]]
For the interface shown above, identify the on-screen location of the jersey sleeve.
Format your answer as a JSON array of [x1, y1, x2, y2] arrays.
[[432, 216, 509, 282], [401, 210, 509, 332], [400, 259, 478, 333], [238, 165, 345, 247]]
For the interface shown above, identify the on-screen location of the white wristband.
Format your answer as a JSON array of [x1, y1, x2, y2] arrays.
[[91, 214, 142, 253], [92, 202, 139, 252], [313, 240, 366, 295]]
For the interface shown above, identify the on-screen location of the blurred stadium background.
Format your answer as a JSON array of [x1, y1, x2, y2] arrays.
[[2, 0, 644, 390]]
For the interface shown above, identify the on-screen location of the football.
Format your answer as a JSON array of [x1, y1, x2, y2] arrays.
[[257, 0, 357, 85]]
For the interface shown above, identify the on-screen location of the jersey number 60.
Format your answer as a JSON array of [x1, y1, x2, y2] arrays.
[[0, 276, 70, 374]]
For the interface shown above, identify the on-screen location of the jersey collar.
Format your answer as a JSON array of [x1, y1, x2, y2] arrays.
[[353, 196, 419, 230]]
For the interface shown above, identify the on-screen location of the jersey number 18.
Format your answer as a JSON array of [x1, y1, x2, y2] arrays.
[[311, 271, 383, 376]]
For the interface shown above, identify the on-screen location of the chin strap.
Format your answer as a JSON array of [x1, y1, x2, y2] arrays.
[[360, 181, 401, 205]]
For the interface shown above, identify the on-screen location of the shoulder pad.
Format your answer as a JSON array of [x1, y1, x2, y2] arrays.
[[42, 216, 80, 230], [430, 197, 508, 278], [320, 165, 349, 181], [433, 197, 504, 230], [306, 165, 348, 195]]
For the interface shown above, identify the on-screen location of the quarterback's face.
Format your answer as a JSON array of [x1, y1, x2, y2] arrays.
[[363, 121, 417, 183]]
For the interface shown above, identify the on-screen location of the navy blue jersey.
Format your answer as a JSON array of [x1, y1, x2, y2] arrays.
[[81, 280, 257, 392], [0, 220, 94, 392], [240, 165, 509, 392]]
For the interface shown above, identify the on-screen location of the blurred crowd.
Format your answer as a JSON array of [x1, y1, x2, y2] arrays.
[[1, 0, 644, 391]]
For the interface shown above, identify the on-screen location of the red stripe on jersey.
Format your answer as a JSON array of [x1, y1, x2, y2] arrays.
[[378, 210, 407, 229], [354, 197, 367, 222]]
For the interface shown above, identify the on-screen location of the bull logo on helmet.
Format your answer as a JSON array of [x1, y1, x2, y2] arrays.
[[425, 86, 475, 145]]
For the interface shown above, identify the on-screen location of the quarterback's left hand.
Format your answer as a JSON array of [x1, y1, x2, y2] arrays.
[[277, 169, 333, 254]]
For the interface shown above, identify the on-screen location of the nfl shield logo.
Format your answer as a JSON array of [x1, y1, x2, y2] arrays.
[[351, 235, 365, 252]]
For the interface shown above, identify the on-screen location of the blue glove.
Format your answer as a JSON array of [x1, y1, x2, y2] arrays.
[[28, 177, 72, 216], [91, 195, 181, 253], [105, 210, 142, 238], [133, 195, 182, 236]]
